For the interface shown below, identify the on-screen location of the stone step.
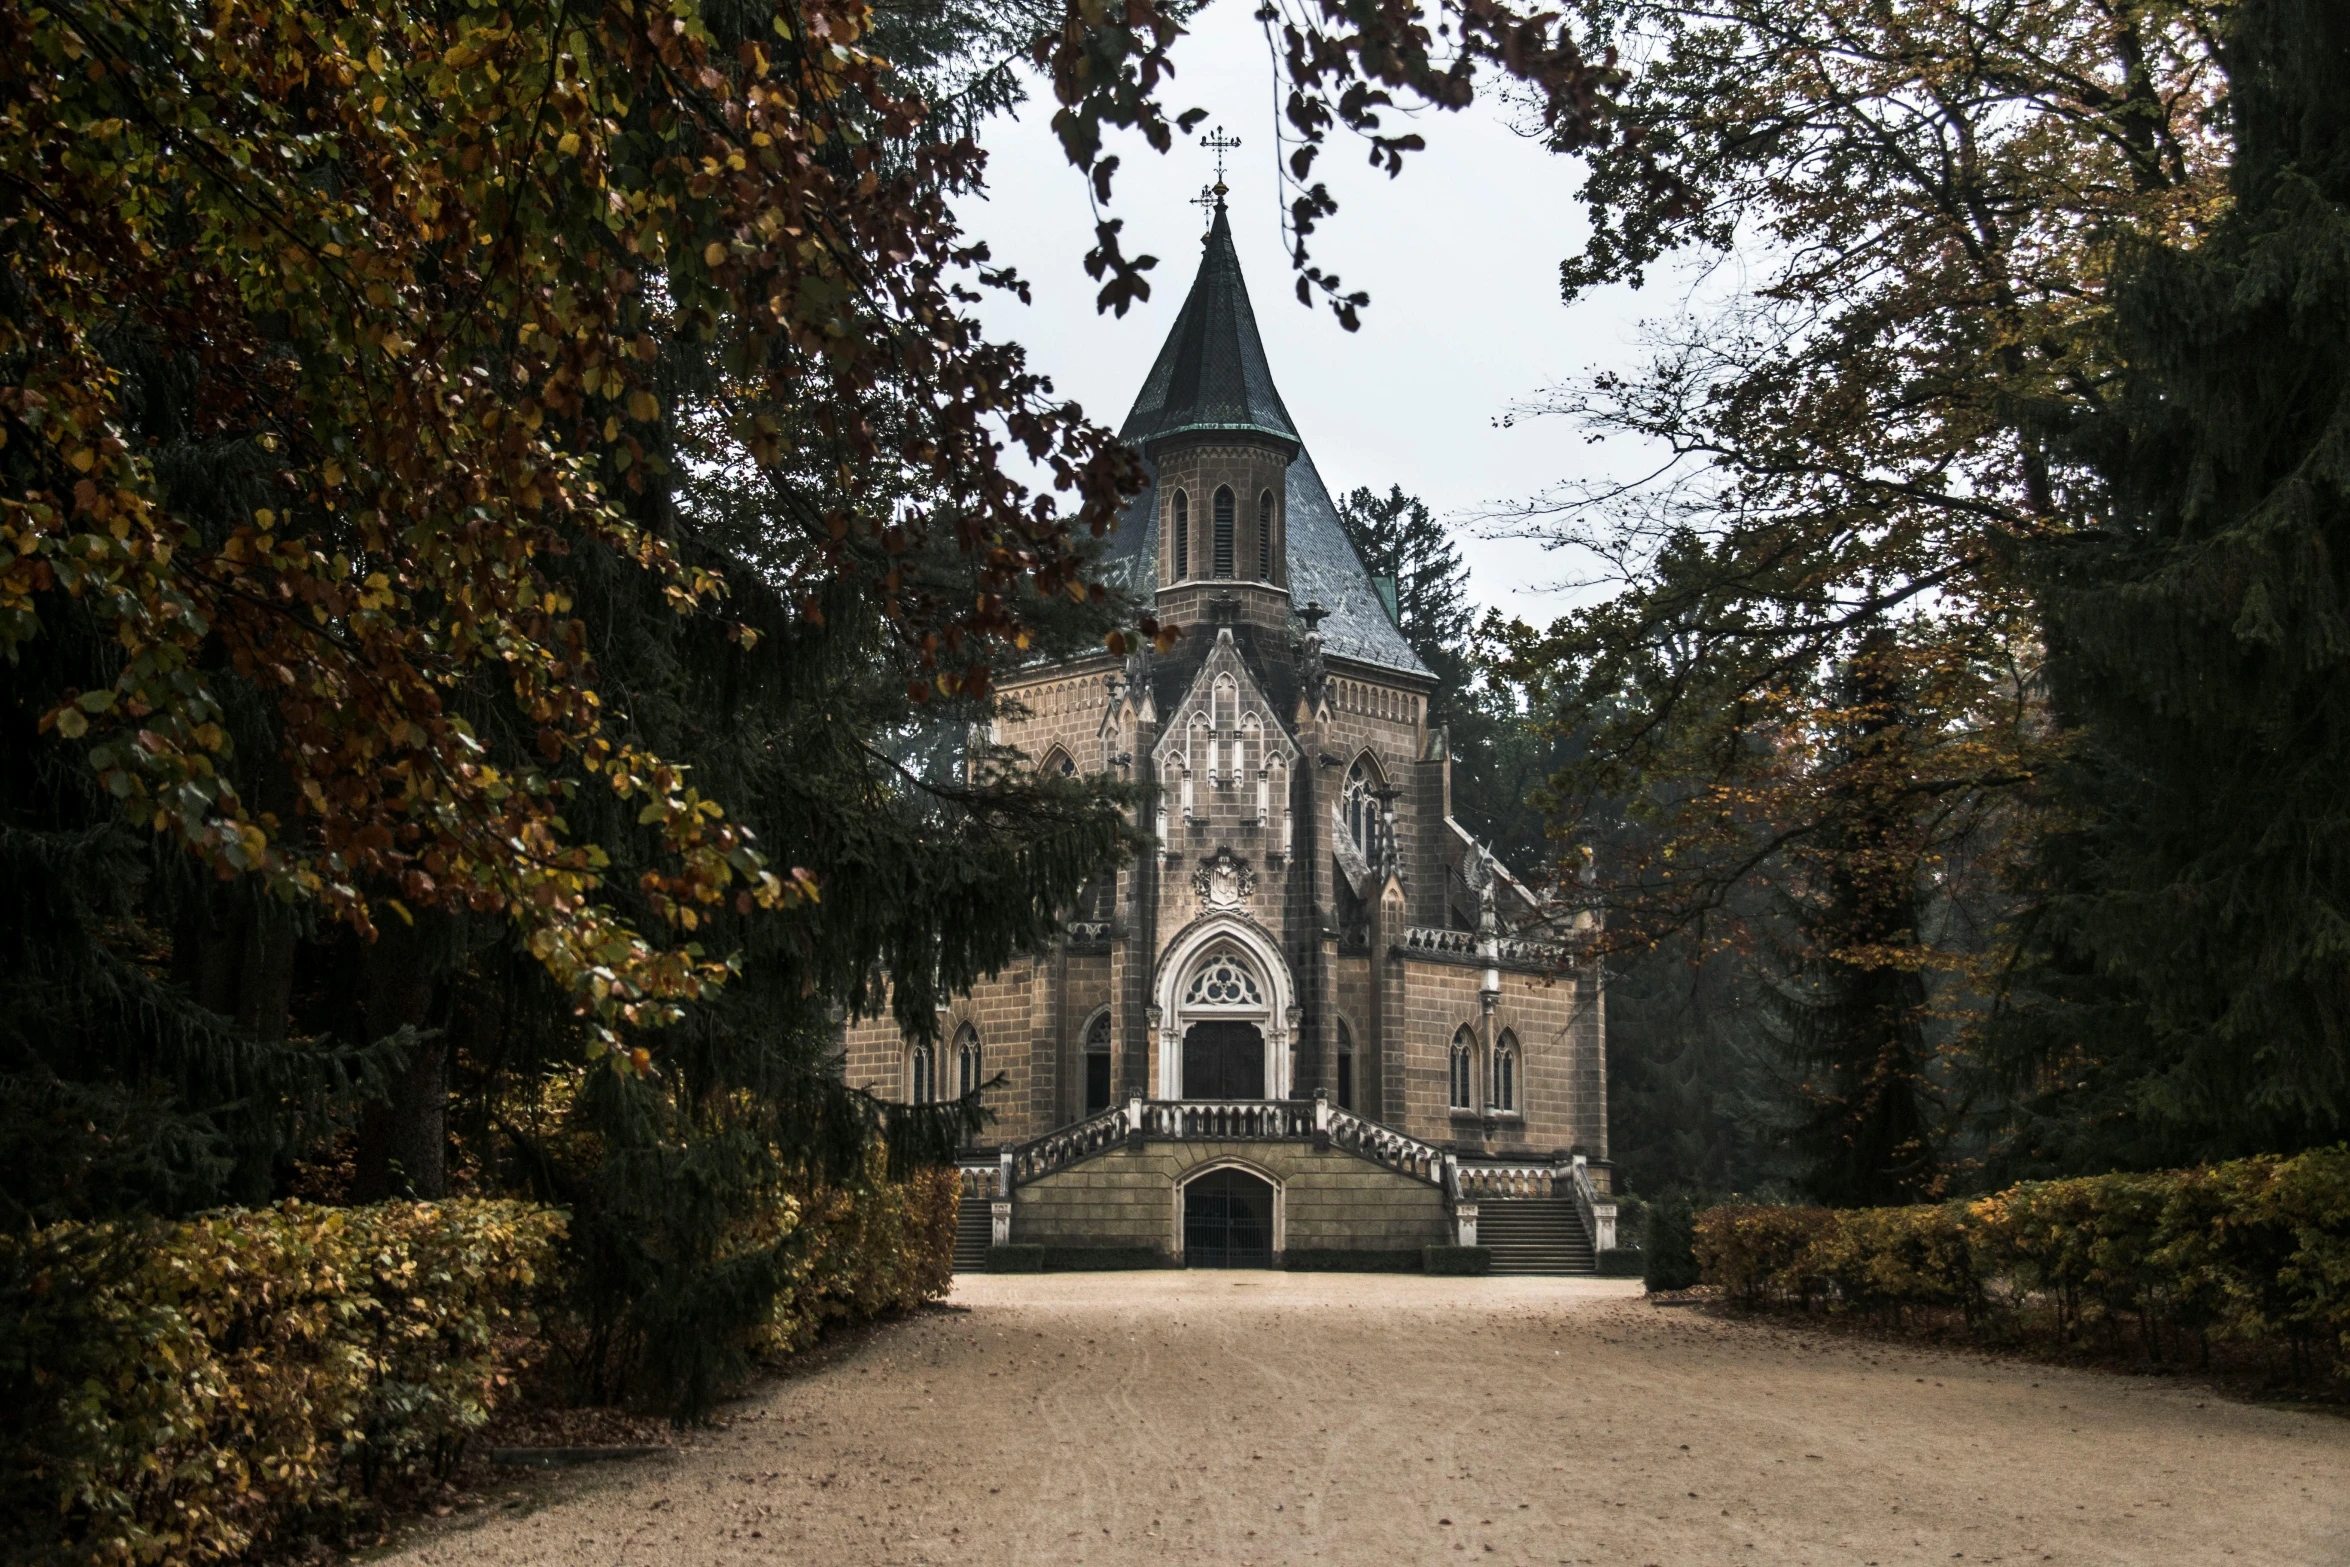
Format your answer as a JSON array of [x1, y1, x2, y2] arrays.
[[1475, 1198, 1598, 1275], [952, 1196, 992, 1271]]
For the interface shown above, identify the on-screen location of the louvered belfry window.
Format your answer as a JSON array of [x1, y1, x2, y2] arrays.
[[1257, 490, 1274, 580], [1172, 490, 1189, 579], [1212, 486, 1235, 577]]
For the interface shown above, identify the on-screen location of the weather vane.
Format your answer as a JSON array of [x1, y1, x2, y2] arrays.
[[1200, 125, 1242, 189]]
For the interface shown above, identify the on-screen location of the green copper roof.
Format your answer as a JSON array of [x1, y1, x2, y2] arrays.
[[1118, 202, 1301, 451]]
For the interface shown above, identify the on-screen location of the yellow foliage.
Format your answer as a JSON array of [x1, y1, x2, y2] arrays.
[[755, 1155, 959, 1358], [3, 1201, 563, 1565], [1694, 1148, 2350, 1378]]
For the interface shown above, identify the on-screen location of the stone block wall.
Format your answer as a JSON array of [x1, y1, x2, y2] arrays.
[[1009, 1139, 1450, 1259], [997, 661, 1122, 775]]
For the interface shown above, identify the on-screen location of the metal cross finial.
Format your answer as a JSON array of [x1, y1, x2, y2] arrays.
[[1200, 125, 1242, 186], [1192, 183, 1220, 229]]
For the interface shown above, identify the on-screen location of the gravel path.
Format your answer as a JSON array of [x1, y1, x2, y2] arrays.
[[390, 1271, 2350, 1567]]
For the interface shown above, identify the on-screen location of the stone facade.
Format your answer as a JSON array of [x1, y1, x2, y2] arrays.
[[839, 199, 1612, 1263], [1012, 1140, 1450, 1257]]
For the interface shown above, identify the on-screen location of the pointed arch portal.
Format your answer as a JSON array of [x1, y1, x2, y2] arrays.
[[1154, 918, 1296, 1100]]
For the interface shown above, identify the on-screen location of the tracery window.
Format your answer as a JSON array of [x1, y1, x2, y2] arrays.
[[1042, 746, 1076, 778], [1343, 756, 1379, 857], [1172, 490, 1189, 579], [955, 1025, 983, 1098], [1493, 1030, 1518, 1114], [1182, 948, 1265, 1008], [909, 1041, 935, 1105], [1084, 1012, 1113, 1113], [1212, 486, 1235, 577], [1257, 490, 1274, 580], [1449, 1028, 1475, 1111]]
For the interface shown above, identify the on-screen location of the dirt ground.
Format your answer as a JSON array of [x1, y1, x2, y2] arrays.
[[387, 1272, 2350, 1567]]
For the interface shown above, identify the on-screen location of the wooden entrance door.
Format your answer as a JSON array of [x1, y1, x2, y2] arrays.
[[1183, 1168, 1274, 1267], [1181, 1021, 1264, 1098]]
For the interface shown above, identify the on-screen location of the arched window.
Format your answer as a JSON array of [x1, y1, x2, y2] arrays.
[[1257, 490, 1275, 580], [1336, 1018, 1355, 1111], [955, 1025, 982, 1098], [909, 1041, 935, 1105], [1183, 947, 1264, 1008], [1343, 756, 1379, 857], [1172, 489, 1189, 580], [1212, 486, 1235, 577], [1493, 1030, 1518, 1114], [1041, 746, 1076, 779], [1449, 1028, 1475, 1111], [1084, 1012, 1113, 1114]]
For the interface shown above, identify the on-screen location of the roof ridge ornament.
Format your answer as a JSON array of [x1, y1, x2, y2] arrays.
[[1201, 125, 1242, 189]]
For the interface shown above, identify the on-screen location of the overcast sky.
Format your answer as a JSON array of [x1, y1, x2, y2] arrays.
[[954, 3, 1671, 623]]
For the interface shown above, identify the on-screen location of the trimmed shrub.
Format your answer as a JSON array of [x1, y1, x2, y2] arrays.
[[0, 1200, 563, 1566], [986, 1244, 1047, 1273], [1283, 1248, 1425, 1273], [1644, 1192, 1707, 1291], [1041, 1246, 1164, 1271], [1693, 1204, 1833, 1305], [1596, 1248, 1646, 1278], [759, 1162, 960, 1356], [1693, 1148, 2350, 1382], [1423, 1245, 1492, 1275]]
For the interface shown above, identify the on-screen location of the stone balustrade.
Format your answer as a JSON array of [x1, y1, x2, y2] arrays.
[[1399, 925, 1570, 967], [1142, 1098, 1316, 1141], [958, 1164, 998, 1200], [1324, 1105, 1445, 1186], [1453, 1162, 1560, 1200], [1569, 1154, 1619, 1252], [997, 1095, 1451, 1189], [1065, 920, 1113, 945], [1009, 1104, 1129, 1183]]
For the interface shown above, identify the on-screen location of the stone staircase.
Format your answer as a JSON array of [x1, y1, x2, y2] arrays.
[[952, 1195, 992, 1272], [1477, 1197, 1597, 1275]]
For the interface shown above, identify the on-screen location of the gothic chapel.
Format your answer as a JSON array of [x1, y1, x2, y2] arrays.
[[843, 196, 1614, 1272]]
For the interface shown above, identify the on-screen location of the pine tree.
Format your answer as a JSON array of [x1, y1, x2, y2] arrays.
[[2003, 0, 2350, 1166], [1337, 485, 1475, 688], [1772, 636, 1937, 1205], [1333, 487, 1568, 862]]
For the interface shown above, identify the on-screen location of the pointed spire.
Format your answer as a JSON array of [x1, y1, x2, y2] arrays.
[[1119, 203, 1300, 452]]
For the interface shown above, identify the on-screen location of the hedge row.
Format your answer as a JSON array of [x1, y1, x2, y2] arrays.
[[1695, 1148, 2350, 1378], [3, 1166, 961, 1566], [758, 1164, 960, 1356], [0, 1200, 564, 1566]]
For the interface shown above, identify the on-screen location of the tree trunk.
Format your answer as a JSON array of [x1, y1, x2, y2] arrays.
[[353, 916, 445, 1200]]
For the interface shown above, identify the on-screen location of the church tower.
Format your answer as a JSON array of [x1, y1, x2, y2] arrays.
[[840, 197, 1614, 1274], [1125, 195, 1299, 640]]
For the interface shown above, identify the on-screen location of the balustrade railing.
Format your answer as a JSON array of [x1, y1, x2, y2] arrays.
[[1065, 920, 1112, 945], [1142, 1098, 1316, 1141], [1399, 925, 1569, 967], [1324, 1105, 1445, 1186], [1453, 1162, 1560, 1200], [1010, 1104, 1130, 1183], [957, 1164, 999, 1201], [1569, 1155, 1619, 1252]]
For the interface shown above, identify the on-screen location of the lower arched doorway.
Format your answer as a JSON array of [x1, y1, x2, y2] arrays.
[[1183, 1167, 1274, 1268], [1182, 1020, 1264, 1098]]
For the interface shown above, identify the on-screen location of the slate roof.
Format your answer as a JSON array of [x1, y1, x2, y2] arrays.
[[1120, 204, 1301, 450], [1103, 203, 1432, 682]]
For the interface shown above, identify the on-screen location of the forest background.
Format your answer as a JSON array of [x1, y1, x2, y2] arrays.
[[2, 0, 2344, 1457]]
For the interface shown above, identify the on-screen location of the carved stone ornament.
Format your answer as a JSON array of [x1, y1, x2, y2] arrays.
[[1191, 846, 1258, 909]]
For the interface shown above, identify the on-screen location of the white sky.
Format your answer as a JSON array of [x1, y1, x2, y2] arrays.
[[954, 1, 1667, 622]]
